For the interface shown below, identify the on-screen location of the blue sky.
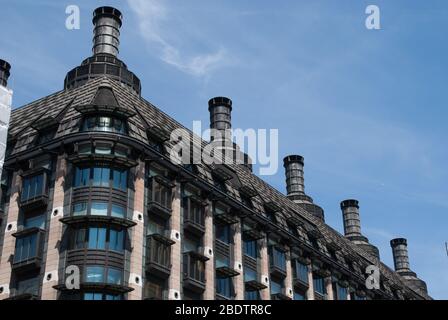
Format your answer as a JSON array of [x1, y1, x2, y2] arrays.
[[0, 0, 447, 299]]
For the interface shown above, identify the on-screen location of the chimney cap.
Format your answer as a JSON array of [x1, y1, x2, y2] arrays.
[[390, 238, 407, 246], [208, 96, 232, 111], [340, 199, 359, 209], [283, 155, 304, 167], [0, 59, 11, 73], [93, 6, 123, 27]]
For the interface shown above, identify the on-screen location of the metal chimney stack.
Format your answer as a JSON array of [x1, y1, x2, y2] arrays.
[[340, 199, 380, 260], [0, 60, 11, 87], [390, 238, 428, 296], [283, 155, 324, 221], [92, 6, 122, 57]]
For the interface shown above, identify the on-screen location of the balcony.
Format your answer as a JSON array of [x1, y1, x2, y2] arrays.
[[146, 234, 175, 279], [20, 194, 48, 212], [269, 246, 287, 279], [271, 292, 292, 301], [183, 251, 207, 293], [147, 176, 174, 220], [244, 268, 267, 291], [19, 172, 49, 212], [60, 214, 137, 229], [183, 196, 206, 236], [12, 228, 45, 272]]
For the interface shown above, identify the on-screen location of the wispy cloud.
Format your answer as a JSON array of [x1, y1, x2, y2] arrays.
[[127, 0, 230, 77]]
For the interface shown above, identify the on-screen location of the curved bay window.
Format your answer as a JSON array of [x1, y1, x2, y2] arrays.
[[71, 226, 125, 253], [72, 201, 126, 219], [73, 165, 127, 191], [81, 115, 127, 135]]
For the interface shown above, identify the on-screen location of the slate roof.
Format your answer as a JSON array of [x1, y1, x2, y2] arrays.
[[7, 76, 430, 299]]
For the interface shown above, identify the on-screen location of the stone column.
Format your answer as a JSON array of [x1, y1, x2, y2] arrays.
[[259, 236, 270, 300], [306, 263, 314, 300], [128, 161, 145, 300], [203, 200, 215, 300], [0, 171, 20, 299], [232, 221, 244, 299], [168, 181, 181, 299], [325, 276, 334, 300], [41, 155, 66, 299]]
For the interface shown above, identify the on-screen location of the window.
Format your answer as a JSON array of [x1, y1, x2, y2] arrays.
[[91, 202, 108, 216], [74, 166, 128, 191], [14, 233, 38, 263], [244, 268, 257, 282], [74, 167, 89, 187], [270, 278, 283, 295], [93, 167, 110, 187], [85, 266, 123, 284], [21, 174, 44, 202], [182, 195, 205, 226], [293, 260, 309, 284], [74, 229, 86, 249], [215, 224, 231, 244], [82, 115, 126, 134], [73, 202, 87, 216], [215, 253, 230, 268], [294, 291, 306, 300], [269, 246, 286, 271], [313, 277, 326, 296], [113, 169, 127, 191], [88, 227, 107, 250], [144, 276, 166, 300], [107, 268, 123, 285], [109, 229, 125, 252], [149, 176, 172, 209], [245, 290, 260, 300], [148, 217, 166, 235], [243, 239, 257, 259], [334, 283, 348, 300], [83, 293, 122, 300], [16, 276, 40, 296], [216, 277, 233, 298], [85, 266, 104, 283], [24, 214, 45, 229], [183, 237, 200, 253], [111, 204, 125, 218], [72, 227, 124, 252]]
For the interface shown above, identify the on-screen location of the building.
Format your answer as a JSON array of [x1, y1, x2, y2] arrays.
[[0, 6, 430, 300]]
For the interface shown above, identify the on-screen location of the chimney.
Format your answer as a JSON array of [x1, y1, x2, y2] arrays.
[[390, 238, 428, 296], [283, 155, 324, 221], [209, 96, 232, 132], [340, 200, 362, 239], [283, 155, 305, 196], [340, 199, 380, 260], [390, 238, 412, 275], [0, 59, 11, 87], [92, 6, 122, 57]]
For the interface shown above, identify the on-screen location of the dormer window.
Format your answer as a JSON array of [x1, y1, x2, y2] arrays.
[[82, 115, 127, 134]]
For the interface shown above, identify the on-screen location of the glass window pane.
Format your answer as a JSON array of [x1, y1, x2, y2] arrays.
[[107, 268, 122, 285], [93, 167, 110, 187], [73, 203, 87, 216], [113, 169, 127, 191], [91, 202, 108, 216], [85, 266, 104, 283], [88, 228, 106, 250], [111, 204, 125, 218], [24, 214, 45, 229], [109, 229, 124, 252], [75, 229, 86, 249]]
